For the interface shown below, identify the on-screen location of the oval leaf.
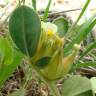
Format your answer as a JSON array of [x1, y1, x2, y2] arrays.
[[9, 5, 41, 57], [90, 77, 96, 93], [61, 75, 92, 96], [53, 16, 69, 37], [0, 50, 23, 87]]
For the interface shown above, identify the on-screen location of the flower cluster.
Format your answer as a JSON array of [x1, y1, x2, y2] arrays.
[[32, 22, 80, 80]]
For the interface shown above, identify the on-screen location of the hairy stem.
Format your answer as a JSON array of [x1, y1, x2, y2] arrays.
[[46, 80, 61, 96], [29, 60, 61, 96]]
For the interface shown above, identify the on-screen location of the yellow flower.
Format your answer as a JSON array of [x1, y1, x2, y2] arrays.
[[40, 49, 63, 80], [42, 22, 58, 38], [40, 44, 80, 80], [47, 29, 54, 37], [32, 22, 81, 81]]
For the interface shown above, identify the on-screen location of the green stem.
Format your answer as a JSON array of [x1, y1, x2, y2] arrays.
[[43, 0, 52, 21], [32, 0, 36, 11], [65, 0, 91, 38], [22, 0, 25, 4], [18, 0, 21, 6], [29, 60, 61, 96], [46, 80, 61, 96]]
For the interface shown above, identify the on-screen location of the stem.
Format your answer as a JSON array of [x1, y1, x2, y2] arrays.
[[22, 0, 25, 4], [46, 80, 61, 96], [43, 0, 52, 21], [32, 0, 36, 11], [65, 0, 91, 38], [18, 0, 21, 6], [29, 60, 61, 96]]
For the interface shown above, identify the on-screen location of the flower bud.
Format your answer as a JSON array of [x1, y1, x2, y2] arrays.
[[60, 44, 81, 76], [31, 29, 47, 62], [45, 36, 65, 56], [40, 44, 80, 80], [42, 22, 57, 35], [32, 22, 62, 62], [31, 21, 81, 81], [40, 49, 63, 80]]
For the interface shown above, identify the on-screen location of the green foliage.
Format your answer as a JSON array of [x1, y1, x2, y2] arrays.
[[0, 49, 23, 87], [66, 0, 91, 36], [90, 77, 96, 94], [64, 14, 96, 54], [73, 61, 96, 70], [0, 37, 13, 65], [74, 0, 91, 24], [80, 41, 96, 59], [9, 5, 41, 57], [53, 16, 69, 37], [61, 75, 92, 96], [0, 0, 96, 96], [77, 91, 93, 96], [43, 0, 52, 21]]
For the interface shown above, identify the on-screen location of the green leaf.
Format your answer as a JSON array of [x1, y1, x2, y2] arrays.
[[80, 41, 96, 59], [66, 0, 91, 37], [0, 37, 13, 65], [74, 16, 96, 44], [10, 89, 26, 96], [35, 56, 51, 69], [80, 61, 96, 67], [64, 14, 96, 53], [43, 0, 52, 21], [9, 5, 41, 57], [0, 50, 23, 88], [72, 61, 96, 70], [76, 91, 93, 96], [53, 16, 69, 37], [61, 75, 92, 96], [75, 0, 91, 24], [90, 77, 96, 94]]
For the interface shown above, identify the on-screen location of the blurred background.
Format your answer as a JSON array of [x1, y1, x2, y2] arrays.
[[0, 0, 96, 24]]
